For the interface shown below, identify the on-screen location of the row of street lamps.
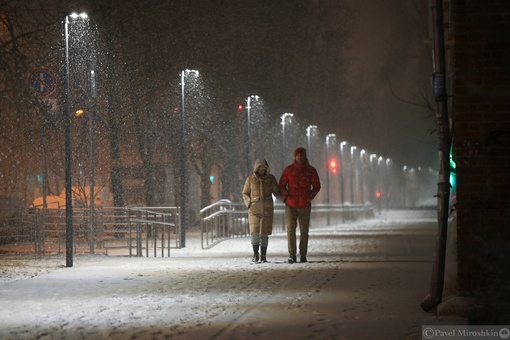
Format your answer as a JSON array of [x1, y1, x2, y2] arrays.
[[63, 13, 392, 265], [241, 98, 392, 212], [64, 9, 201, 259]]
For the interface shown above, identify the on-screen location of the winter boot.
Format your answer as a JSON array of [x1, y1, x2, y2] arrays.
[[260, 246, 267, 263], [288, 254, 297, 264], [252, 244, 260, 263]]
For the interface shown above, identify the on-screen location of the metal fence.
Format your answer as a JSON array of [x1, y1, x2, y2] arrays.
[[0, 201, 374, 256], [0, 207, 180, 257]]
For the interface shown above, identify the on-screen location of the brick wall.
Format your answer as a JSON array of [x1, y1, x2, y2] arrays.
[[453, 0, 510, 319]]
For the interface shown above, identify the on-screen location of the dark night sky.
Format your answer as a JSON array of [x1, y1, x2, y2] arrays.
[[138, 0, 438, 170], [329, 0, 437, 170], [69, 0, 438, 170], [23, 0, 439, 171]]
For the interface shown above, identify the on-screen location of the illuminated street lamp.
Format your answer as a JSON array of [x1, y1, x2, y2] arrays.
[[384, 158, 392, 210], [376, 156, 384, 214], [179, 69, 199, 248], [306, 125, 317, 164], [339, 141, 347, 221], [370, 153, 378, 210], [360, 149, 366, 209], [245, 95, 259, 176], [280, 113, 294, 171], [325, 133, 336, 225], [350, 146, 357, 204], [63, 11, 88, 268], [89, 69, 96, 254], [306, 125, 317, 150]]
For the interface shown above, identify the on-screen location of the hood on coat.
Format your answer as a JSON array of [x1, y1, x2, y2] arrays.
[[253, 159, 270, 175]]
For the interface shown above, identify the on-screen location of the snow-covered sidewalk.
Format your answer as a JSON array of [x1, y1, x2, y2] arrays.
[[0, 210, 463, 339]]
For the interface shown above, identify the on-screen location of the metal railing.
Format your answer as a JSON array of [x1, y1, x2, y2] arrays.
[[127, 207, 181, 257], [199, 200, 374, 249], [1, 201, 374, 255], [0, 207, 180, 257], [200, 199, 249, 249]]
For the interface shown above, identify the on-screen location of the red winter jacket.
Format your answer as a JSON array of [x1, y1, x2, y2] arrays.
[[279, 160, 321, 209]]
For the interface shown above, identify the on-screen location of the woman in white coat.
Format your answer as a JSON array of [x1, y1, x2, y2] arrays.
[[242, 159, 283, 263]]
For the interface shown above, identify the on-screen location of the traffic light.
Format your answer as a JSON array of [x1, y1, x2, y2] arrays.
[[237, 104, 243, 112], [328, 158, 338, 174], [449, 142, 457, 190], [375, 191, 381, 199]]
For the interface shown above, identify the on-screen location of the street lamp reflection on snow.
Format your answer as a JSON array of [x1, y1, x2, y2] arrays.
[[64, 11, 88, 268], [179, 69, 199, 248], [245, 95, 259, 177], [280, 113, 294, 171]]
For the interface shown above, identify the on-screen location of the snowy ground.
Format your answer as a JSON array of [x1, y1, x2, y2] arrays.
[[0, 209, 462, 340]]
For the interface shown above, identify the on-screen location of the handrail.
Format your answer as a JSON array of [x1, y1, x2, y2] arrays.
[[199, 201, 375, 249]]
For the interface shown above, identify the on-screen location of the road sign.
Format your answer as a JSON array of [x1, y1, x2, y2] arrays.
[[29, 68, 56, 96]]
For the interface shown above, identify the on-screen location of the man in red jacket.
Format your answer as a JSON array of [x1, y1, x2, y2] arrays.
[[279, 147, 321, 263]]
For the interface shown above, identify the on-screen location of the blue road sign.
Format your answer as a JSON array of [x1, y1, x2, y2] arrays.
[[29, 68, 56, 96]]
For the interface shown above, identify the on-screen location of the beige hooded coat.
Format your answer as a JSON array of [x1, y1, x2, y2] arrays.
[[242, 159, 283, 235]]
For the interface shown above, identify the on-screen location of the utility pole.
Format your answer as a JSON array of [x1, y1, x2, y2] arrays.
[[421, 0, 451, 312]]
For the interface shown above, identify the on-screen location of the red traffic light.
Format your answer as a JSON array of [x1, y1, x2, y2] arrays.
[[328, 158, 338, 174], [375, 191, 381, 198], [237, 104, 243, 112]]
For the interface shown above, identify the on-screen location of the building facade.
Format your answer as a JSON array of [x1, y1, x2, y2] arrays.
[[453, 0, 510, 322]]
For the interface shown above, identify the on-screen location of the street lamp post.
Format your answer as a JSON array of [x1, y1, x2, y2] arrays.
[[63, 12, 88, 268], [280, 113, 294, 172], [370, 153, 378, 213], [360, 149, 366, 212], [377, 156, 384, 214], [350, 146, 357, 204], [306, 125, 317, 164], [179, 69, 199, 248], [245, 95, 259, 176], [88, 69, 96, 254], [340, 141, 347, 222], [325, 134, 336, 225], [384, 158, 392, 210]]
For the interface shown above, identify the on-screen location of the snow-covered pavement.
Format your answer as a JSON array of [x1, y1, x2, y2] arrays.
[[0, 209, 462, 339]]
